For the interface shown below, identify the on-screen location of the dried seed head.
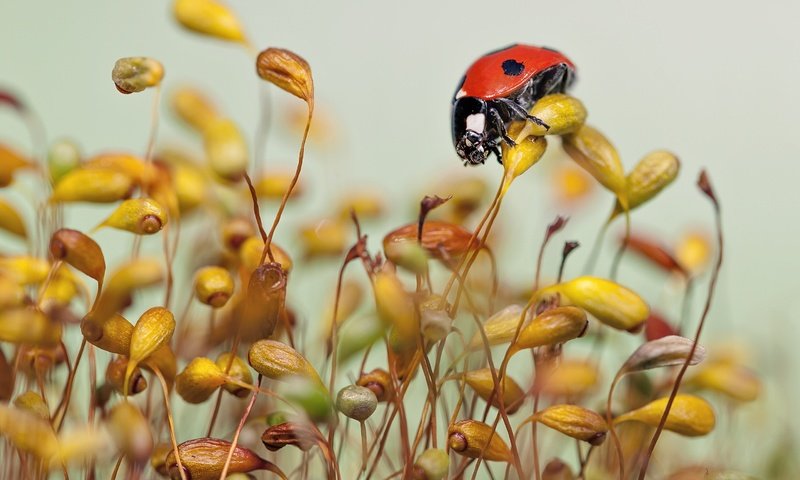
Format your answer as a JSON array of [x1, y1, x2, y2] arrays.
[[171, 86, 219, 131], [300, 218, 348, 259], [176, 357, 226, 403], [47, 139, 81, 184], [513, 306, 588, 351], [501, 130, 547, 191], [97, 198, 167, 235], [126, 307, 175, 392], [383, 220, 478, 268], [540, 360, 599, 398], [523, 94, 587, 137], [529, 404, 608, 445], [613, 394, 716, 436], [0, 307, 62, 347], [463, 369, 525, 414], [468, 304, 526, 350], [194, 266, 234, 308], [248, 339, 324, 388], [0, 404, 59, 460], [0, 143, 34, 187], [256, 48, 314, 104], [112, 57, 164, 94], [107, 401, 154, 462], [354, 369, 392, 403], [548, 276, 649, 331], [166, 438, 276, 480], [618, 150, 680, 213], [447, 420, 512, 463], [204, 117, 249, 182], [49, 228, 106, 283], [216, 353, 253, 397], [106, 356, 147, 396], [13, 391, 50, 420], [239, 236, 293, 273], [686, 362, 761, 402], [542, 458, 575, 480], [240, 262, 286, 340], [372, 267, 418, 345], [261, 422, 322, 452], [412, 448, 450, 480], [620, 335, 706, 375], [172, 0, 247, 43], [0, 255, 50, 285], [563, 125, 626, 198], [0, 198, 26, 239], [256, 170, 304, 200], [50, 167, 134, 203], [336, 385, 377, 422]]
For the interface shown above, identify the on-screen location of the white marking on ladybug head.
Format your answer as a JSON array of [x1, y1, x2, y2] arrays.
[[466, 113, 485, 134], [455, 88, 467, 99]]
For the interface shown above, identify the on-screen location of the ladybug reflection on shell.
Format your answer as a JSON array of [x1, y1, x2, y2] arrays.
[[452, 44, 576, 166]]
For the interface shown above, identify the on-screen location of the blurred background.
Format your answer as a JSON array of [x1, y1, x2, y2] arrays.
[[2, 0, 799, 477]]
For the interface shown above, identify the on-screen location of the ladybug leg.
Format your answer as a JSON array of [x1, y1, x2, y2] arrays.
[[490, 144, 503, 165], [487, 107, 516, 146], [495, 97, 551, 131]]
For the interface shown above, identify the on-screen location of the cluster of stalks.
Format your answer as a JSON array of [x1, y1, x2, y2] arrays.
[[0, 1, 765, 479]]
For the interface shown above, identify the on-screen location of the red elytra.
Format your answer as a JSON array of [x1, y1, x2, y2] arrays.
[[457, 44, 575, 100]]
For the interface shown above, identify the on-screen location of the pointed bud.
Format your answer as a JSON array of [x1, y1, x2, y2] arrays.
[[619, 335, 705, 375], [194, 266, 234, 308], [468, 304, 526, 350], [464, 369, 525, 414], [528, 404, 608, 445], [248, 340, 324, 388], [513, 306, 587, 351], [563, 125, 626, 198], [613, 394, 715, 436], [216, 353, 253, 397], [126, 307, 175, 392], [107, 401, 153, 462], [447, 420, 512, 463], [412, 448, 450, 480], [336, 385, 377, 422], [549, 276, 649, 331], [50, 228, 106, 283], [256, 48, 314, 104], [176, 357, 226, 403], [356, 368, 395, 403], [172, 0, 247, 43], [50, 168, 134, 203], [106, 356, 147, 396], [0, 198, 26, 238], [171, 86, 219, 131], [204, 118, 248, 182], [97, 198, 167, 235]]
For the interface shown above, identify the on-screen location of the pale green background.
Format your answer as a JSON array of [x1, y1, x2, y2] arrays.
[[2, 0, 799, 475]]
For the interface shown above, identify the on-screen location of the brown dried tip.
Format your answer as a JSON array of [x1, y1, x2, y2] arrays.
[[166, 438, 281, 480], [546, 215, 569, 240], [419, 195, 451, 234], [697, 170, 719, 208], [256, 48, 314, 105], [50, 228, 106, 283], [261, 422, 323, 452], [356, 368, 395, 402]]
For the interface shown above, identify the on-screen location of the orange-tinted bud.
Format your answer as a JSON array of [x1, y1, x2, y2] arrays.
[[49, 228, 106, 283], [176, 357, 226, 404], [528, 404, 608, 445], [0, 198, 26, 238], [256, 48, 314, 104], [384, 220, 478, 268], [216, 353, 253, 397], [97, 198, 167, 235], [248, 340, 324, 389], [447, 420, 512, 463]]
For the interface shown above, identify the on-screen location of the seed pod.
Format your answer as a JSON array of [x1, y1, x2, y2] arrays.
[[86, 259, 163, 326], [126, 307, 175, 393], [106, 356, 147, 396], [513, 306, 587, 352], [255, 171, 304, 200], [354, 369, 392, 404], [256, 48, 314, 104], [0, 198, 26, 238], [203, 118, 248, 182], [194, 266, 233, 308], [412, 448, 450, 480], [84, 153, 156, 186], [527, 404, 608, 445], [563, 125, 626, 198], [0, 350, 12, 400], [686, 362, 761, 402], [50, 168, 134, 203], [621, 234, 687, 276], [0, 307, 62, 346], [522, 94, 587, 137], [107, 401, 153, 462], [261, 422, 322, 452], [248, 339, 324, 388], [112, 57, 164, 94], [613, 394, 715, 436], [49, 228, 105, 283], [176, 357, 226, 404], [239, 235, 293, 273], [47, 139, 81, 184], [616, 150, 680, 214], [384, 221, 477, 269], [547, 276, 649, 331], [0, 255, 49, 285], [463, 369, 525, 414], [619, 336, 706, 375], [336, 385, 377, 422], [501, 131, 547, 191], [467, 304, 526, 350], [172, 0, 247, 43], [447, 420, 512, 463], [96, 198, 167, 235], [216, 353, 252, 397], [171, 86, 219, 131], [0, 405, 59, 460], [542, 459, 574, 480], [13, 391, 50, 420], [299, 218, 347, 259], [372, 267, 418, 345], [240, 262, 286, 340], [540, 360, 599, 398]]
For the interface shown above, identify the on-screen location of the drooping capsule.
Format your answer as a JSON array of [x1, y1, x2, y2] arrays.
[[112, 57, 164, 94], [447, 420, 512, 463], [256, 48, 314, 104], [49, 228, 106, 283]]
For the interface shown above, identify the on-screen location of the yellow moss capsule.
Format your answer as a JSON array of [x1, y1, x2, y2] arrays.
[[0, 350, 12, 400], [255, 171, 303, 200], [87, 259, 163, 325], [0, 275, 25, 309], [0, 198, 26, 238], [256, 48, 314, 104], [49, 228, 106, 283], [686, 362, 761, 402], [336, 191, 384, 220], [172, 0, 247, 43], [447, 420, 512, 463], [82, 313, 134, 355], [562, 125, 626, 198], [521, 94, 587, 137], [0, 405, 59, 460], [613, 394, 715, 436], [0, 307, 62, 346], [548, 276, 649, 331], [41, 264, 84, 306], [106, 356, 147, 396], [172, 162, 207, 214], [176, 357, 226, 403], [47, 139, 81, 184], [501, 131, 547, 193], [540, 360, 599, 398], [529, 404, 608, 445], [0, 143, 34, 187], [83, 152, 156, 186], [619, 150, 680, 213], [96, 198, 167, 235], [248, 340, 325, 390], [125, 307, 176, 392], [112, 57, 164, 94], [300, 218, 347, 259], [676, 230, 712, 275], [194, 266, 234, 308], [13, 391, 50, 420], [0, 255, 49, 285], [166, 438, 278, 480], [513, 306, 588, 352], [171, 86, 219, 131], [107, 401, 153, 461], [373, 267, 418, 346], [464, 369, 525, 414], [468, 304, 526, 351], [50, 168, 134, 203], [239, 235, 293, 273], [203, 117, 248, 182], [216, 353, 253, 397]]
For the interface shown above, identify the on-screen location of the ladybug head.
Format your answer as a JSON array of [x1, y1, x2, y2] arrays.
[[452, 97, 492, 166]]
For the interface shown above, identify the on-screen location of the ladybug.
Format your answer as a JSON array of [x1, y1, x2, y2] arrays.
[[452, 44, 576, 165]]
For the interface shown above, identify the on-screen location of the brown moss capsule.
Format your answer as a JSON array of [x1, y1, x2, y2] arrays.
[[49, 228, 106, 283], [50, 167, 134, 203], [0, 350, 12, 401], [0, 198, 26, 239], [167, 438, 282, 480], [412, 448, 450, 480], [176, 357, 226, 404], [172, 0, 247, 43], [194, 266, 233, 308], [261, 422, 322, 453], [107, 401, 154, 462], [542, 459, 574, 480], [204, 117, 249, 182], [447, 420, 512, 463], [463, 369, 525, 414], [106, 356, 147, 396], [527, 404, 608, 445], [171, 86, 219, 132], [248, 340, 324, 389], [383, 220, 478, 268], [563, 125, 626, 198], [613, 394, 716, 436], [256, 48, 314, 104], [512, 306, 588, 352], [112, 57, 164, 94], [96, 198, 167, 235], [240, 262, 286, 340], [356, 368, 395, 403], [216, 353, 252, 397], [125, 307, 175, 393], [0, 307, 62, 347], [621, 233, 687, 276], [336, 385, 377, 422]]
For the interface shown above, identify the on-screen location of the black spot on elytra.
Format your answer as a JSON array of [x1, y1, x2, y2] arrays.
[[501, 59, 524, 76]]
